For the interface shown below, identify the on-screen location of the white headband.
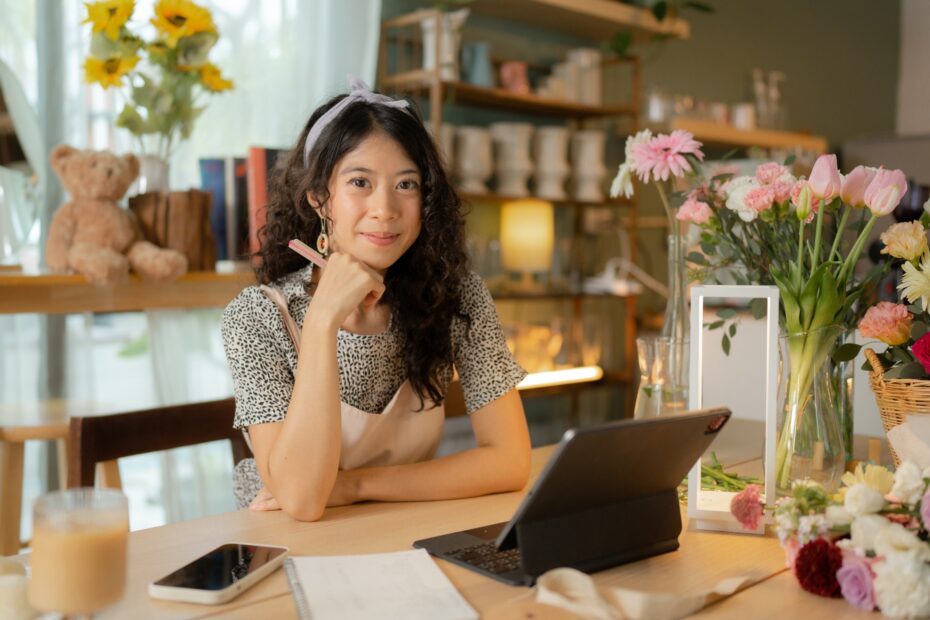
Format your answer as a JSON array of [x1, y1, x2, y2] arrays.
[[302, 76, 411, 167]]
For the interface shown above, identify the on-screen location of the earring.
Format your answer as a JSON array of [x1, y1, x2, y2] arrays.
[[316, 217, 330, 257]]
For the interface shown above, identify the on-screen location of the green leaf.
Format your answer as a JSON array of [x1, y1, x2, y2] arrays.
[[784, 154, 797, 166], [832, 342, 862, 363], [705, 320, 725, 330], [885, 362, 926, 379], [750, 298, 767, 320], [729, 323, 737, 338], [683, 1, 715, 12], [717, 307, 737, 319], [721, 148, 739, 161], [609, 31, 633, 56], [687, 251, 707, 265], [722, 334, 731, 355], [912, 321, 928, 341], [652, 1, 668, 21]]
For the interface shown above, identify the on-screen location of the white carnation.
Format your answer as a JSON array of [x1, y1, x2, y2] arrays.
[[844, 483, 885, 516], [825, 504, 853, 527], [873, 521, 930, 563], [873, 554, 930, 618], [796, 514, 829, 545], [724, 176, 760, 222], [850, 514, 893, 551], [890, 461, 927, 505]]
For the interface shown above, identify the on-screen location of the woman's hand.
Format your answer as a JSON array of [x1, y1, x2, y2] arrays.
[[249, 487, 280, 511], [306, 252, 386, 331], [248, 470, 360, 513]]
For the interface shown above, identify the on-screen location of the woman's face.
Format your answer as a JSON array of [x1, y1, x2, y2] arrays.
[[310, 131, 422, 274]]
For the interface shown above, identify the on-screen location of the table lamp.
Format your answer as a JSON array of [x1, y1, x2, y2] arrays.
[[500, 198, 554, 291]]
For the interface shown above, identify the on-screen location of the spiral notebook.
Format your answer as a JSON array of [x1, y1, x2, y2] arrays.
[[283, 549, 478, 620]]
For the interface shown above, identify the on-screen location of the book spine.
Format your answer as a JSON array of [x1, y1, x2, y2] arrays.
[[199, 158, 228, 261], [246, 147, 268, 257]]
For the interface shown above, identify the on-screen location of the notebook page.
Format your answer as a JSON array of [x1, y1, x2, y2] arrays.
[[287, 549, 478, 620]]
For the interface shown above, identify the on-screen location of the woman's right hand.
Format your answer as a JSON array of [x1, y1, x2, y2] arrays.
[[306, 252, 386, 330]]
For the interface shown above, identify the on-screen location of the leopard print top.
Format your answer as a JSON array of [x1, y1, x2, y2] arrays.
[[220, 265, 526, 429]]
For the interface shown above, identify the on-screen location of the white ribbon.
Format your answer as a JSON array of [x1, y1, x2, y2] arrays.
[[302, 75, 411, 166]]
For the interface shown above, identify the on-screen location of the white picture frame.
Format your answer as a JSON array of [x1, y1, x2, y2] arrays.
[[687, 284, 779, 534]]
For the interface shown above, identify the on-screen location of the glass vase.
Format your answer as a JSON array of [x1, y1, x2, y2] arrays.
[[633, 335, 689, 418], [775, 325, 846, 495], [661, 232, 690, 343], [133, 154, 170, 196], [831, 329, 855, 462]]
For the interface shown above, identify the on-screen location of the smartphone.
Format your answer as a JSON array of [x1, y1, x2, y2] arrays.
[[148, 543, 289, 605]]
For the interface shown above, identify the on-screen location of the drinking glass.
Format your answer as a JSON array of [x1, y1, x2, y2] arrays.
[[28, 488, 129, 618]]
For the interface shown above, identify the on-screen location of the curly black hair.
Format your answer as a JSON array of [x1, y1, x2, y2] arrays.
[[254, 93, 470, 409]]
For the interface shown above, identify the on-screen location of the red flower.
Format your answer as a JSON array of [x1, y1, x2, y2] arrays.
[[794, 538, 843, 598], [913, 332, 930, 374]]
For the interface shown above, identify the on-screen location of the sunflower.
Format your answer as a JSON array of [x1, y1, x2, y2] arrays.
[[83, 0, 135, 41], [151, 0, 216, 47], [84, 55, 139, 88], [199, 63, 233, 92]]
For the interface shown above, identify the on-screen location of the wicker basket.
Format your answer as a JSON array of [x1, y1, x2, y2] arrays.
[[864, 347, 930, 466]]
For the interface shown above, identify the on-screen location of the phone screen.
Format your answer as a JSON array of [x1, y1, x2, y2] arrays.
[[153, 544, 287, 591]]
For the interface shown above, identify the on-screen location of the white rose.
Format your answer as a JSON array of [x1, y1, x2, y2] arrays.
[[873, 522, 930, 562], [850, 514, 893, 551], [825, 504, 854, 527], [844, 483, 885, 516], [890, 461, 927, 505], [873, 554, 930, 618]]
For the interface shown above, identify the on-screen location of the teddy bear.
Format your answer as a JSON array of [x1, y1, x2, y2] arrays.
[[45, 145, 188, 285]]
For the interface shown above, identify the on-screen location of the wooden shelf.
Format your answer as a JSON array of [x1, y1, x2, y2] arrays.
[[519, 369, 632, 399], [389, 77, 636, 118], [491, 289, 634, 301], [665, 118, 828, 153], [461, 191, 632, 208], [0, 113, 13, 136], [0, 271, 255, 315], [467, 0, 690, 40]]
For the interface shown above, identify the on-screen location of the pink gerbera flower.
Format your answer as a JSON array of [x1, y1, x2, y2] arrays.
[[630, 130, 704, 183]]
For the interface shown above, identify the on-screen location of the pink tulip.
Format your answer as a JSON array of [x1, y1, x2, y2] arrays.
[[840, 166, 878, 207], [864, 168, 908, 216], [808, 154, 842, 201]]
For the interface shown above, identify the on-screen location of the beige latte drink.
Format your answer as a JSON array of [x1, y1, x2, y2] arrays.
[[27, 489, 129, 615]]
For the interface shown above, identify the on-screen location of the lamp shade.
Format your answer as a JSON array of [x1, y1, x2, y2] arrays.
[[500, 198, 554, 273]]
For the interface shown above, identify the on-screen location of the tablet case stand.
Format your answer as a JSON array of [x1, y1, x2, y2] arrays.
[[505, 489, 682, 582]]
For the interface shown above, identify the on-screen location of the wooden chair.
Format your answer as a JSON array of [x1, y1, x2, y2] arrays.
[[68, 398, 250, 488]]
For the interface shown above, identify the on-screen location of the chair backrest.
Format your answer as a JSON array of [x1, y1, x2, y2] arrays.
[[68, 397, 249, 488]]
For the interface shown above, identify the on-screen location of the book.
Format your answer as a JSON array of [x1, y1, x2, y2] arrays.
[[246, 147, 284, 257], [282, 550, 477, 620], [199, 156, 248, 261]]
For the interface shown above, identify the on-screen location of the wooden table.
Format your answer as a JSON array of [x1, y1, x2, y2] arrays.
[[9, 426, 874, 619], [0, 401, 122, 555]]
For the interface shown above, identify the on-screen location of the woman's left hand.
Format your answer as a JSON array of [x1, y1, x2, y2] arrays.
[[249, 471, 359, 512]]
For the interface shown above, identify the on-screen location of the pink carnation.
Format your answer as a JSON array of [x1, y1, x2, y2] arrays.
[[756, 162, 789, 184], [677, 197, 713, 224], [744, 185, 776, 213], [730, 484, 764, 530], [857, 302, 912, 346], [772, 178, 794, 203], [629, 130, 705, 183]]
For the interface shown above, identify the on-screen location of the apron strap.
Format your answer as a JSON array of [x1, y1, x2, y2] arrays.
[[259, 284, 302, 352]]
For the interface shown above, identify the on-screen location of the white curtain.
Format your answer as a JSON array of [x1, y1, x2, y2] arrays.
[[171, 0, 383, 189]]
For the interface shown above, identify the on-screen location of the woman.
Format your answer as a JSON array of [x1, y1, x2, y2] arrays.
[[221, 79, 531, 521]]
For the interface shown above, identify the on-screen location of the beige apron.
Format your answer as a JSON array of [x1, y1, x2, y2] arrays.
[[254, 285, 445, 470]]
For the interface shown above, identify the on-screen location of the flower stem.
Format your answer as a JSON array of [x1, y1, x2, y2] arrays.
[[828, 208, 850, 263]]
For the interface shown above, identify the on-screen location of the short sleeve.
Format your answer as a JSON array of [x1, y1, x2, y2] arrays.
[[221, 287, 295, 428], [452, 272, 527, 414]]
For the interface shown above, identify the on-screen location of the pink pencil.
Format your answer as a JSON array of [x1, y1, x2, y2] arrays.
[[288, 239, 328, 268]]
